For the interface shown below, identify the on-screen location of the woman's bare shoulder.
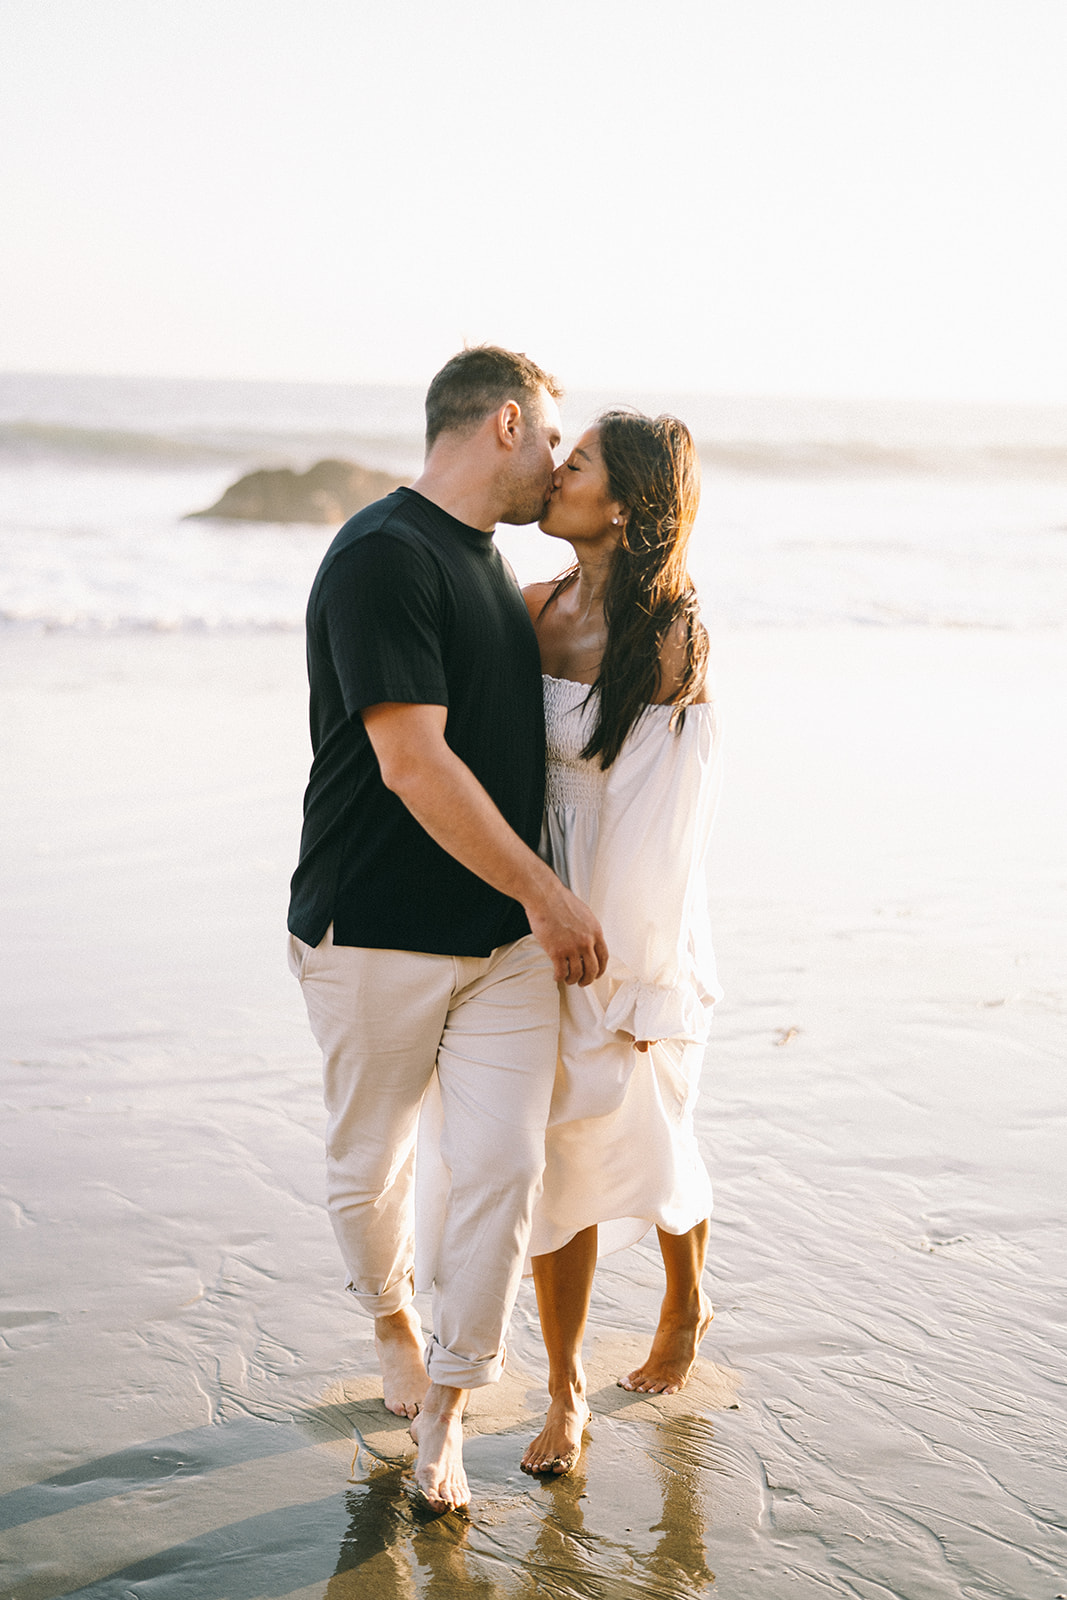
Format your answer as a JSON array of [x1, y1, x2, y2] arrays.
[[654, 616, 710, 705], [521, 580, 558, 624]]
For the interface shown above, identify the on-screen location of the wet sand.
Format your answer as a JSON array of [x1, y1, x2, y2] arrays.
[[1, 624, 1065, 1598]]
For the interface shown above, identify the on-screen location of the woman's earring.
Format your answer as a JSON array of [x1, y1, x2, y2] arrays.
[[611, 517, 620, 525]]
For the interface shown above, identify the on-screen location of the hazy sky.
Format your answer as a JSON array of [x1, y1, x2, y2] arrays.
[[3, 0, 1067, 402]]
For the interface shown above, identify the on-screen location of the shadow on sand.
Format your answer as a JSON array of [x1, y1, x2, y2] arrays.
[[3, 1351, 737, 1599]]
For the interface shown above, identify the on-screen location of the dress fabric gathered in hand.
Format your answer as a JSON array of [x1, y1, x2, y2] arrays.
[[527, 673, 723, 1262]]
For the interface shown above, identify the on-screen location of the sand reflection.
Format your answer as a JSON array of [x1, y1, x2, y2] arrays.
[[646, 1415, 717, 1590], [326, 1469, 416, 1599], [326, 1473, 504, 1599], [523, 1419, 715, 1595], [330, 1399, 720, 1597]]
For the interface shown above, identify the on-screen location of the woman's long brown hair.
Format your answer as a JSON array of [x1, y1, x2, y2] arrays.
[[551, 409, 708, 768]]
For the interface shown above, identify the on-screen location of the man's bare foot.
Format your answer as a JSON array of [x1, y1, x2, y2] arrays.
[[408, 1384, 469, 1513], [618, 1293, 714, 1394], [521, 1381, 590, 1476], [374, 1306, 430, 1419]]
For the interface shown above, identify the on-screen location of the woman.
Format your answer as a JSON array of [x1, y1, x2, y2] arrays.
[[519, 410, 722, 1477]]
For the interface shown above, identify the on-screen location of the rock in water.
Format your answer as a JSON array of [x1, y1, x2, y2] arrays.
[[186, 459, 407, 524]]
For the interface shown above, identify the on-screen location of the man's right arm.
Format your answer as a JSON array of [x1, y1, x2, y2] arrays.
[[362, 701, 607, 985]]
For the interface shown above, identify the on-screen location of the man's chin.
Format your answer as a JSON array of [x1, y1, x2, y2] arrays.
[[501, 501, 554, 530]]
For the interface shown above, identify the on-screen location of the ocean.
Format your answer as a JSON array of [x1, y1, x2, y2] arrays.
[[2, 370, 1066, 633]]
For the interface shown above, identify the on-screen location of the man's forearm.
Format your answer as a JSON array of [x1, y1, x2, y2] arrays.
[[388, 738, 559, 915], [362, 701, 607, 983]]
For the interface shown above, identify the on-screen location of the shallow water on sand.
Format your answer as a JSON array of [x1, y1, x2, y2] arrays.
[[1, 627, 1065, 1598]]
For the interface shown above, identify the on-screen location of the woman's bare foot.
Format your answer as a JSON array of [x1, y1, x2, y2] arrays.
[[409, 1384, 469, 1512], [618, 1293, 713, 1394], [374, 1305, 430, 1418], [521, 1381, 590, 1475]]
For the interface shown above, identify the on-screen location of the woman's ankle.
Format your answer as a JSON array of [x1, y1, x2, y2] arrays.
[[547, 1372, 587, 1406], [658, 1290, 708, 1328]]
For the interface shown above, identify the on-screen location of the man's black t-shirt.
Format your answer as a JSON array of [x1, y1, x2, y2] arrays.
[[287, 488, 546, 956]]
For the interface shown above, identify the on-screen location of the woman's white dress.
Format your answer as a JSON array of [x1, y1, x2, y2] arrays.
[[528, 674, 722, 1261]]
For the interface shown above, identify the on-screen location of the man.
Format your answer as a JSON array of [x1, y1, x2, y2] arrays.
[[287, 346, 607, 1512]]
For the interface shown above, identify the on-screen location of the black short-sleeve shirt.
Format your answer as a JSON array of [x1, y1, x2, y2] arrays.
[[287, 487, 546, 956]]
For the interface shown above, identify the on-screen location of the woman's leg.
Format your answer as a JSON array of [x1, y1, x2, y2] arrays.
[[521, 1226, 597, 1474], [619, 1219, 713, 1393]]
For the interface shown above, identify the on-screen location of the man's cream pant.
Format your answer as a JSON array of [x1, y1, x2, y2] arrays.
[[288, 926, 559, 1389]]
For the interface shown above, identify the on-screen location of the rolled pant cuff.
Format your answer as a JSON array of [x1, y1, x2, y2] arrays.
[[425, 1333, 506, 1390], [344, 1270, 414, 1319]]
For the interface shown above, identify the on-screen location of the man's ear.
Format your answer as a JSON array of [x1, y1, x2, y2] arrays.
[[494, 401, 522, 451]]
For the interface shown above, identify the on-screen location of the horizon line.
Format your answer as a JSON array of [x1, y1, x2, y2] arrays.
[[4, 365, 1067, 418]]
